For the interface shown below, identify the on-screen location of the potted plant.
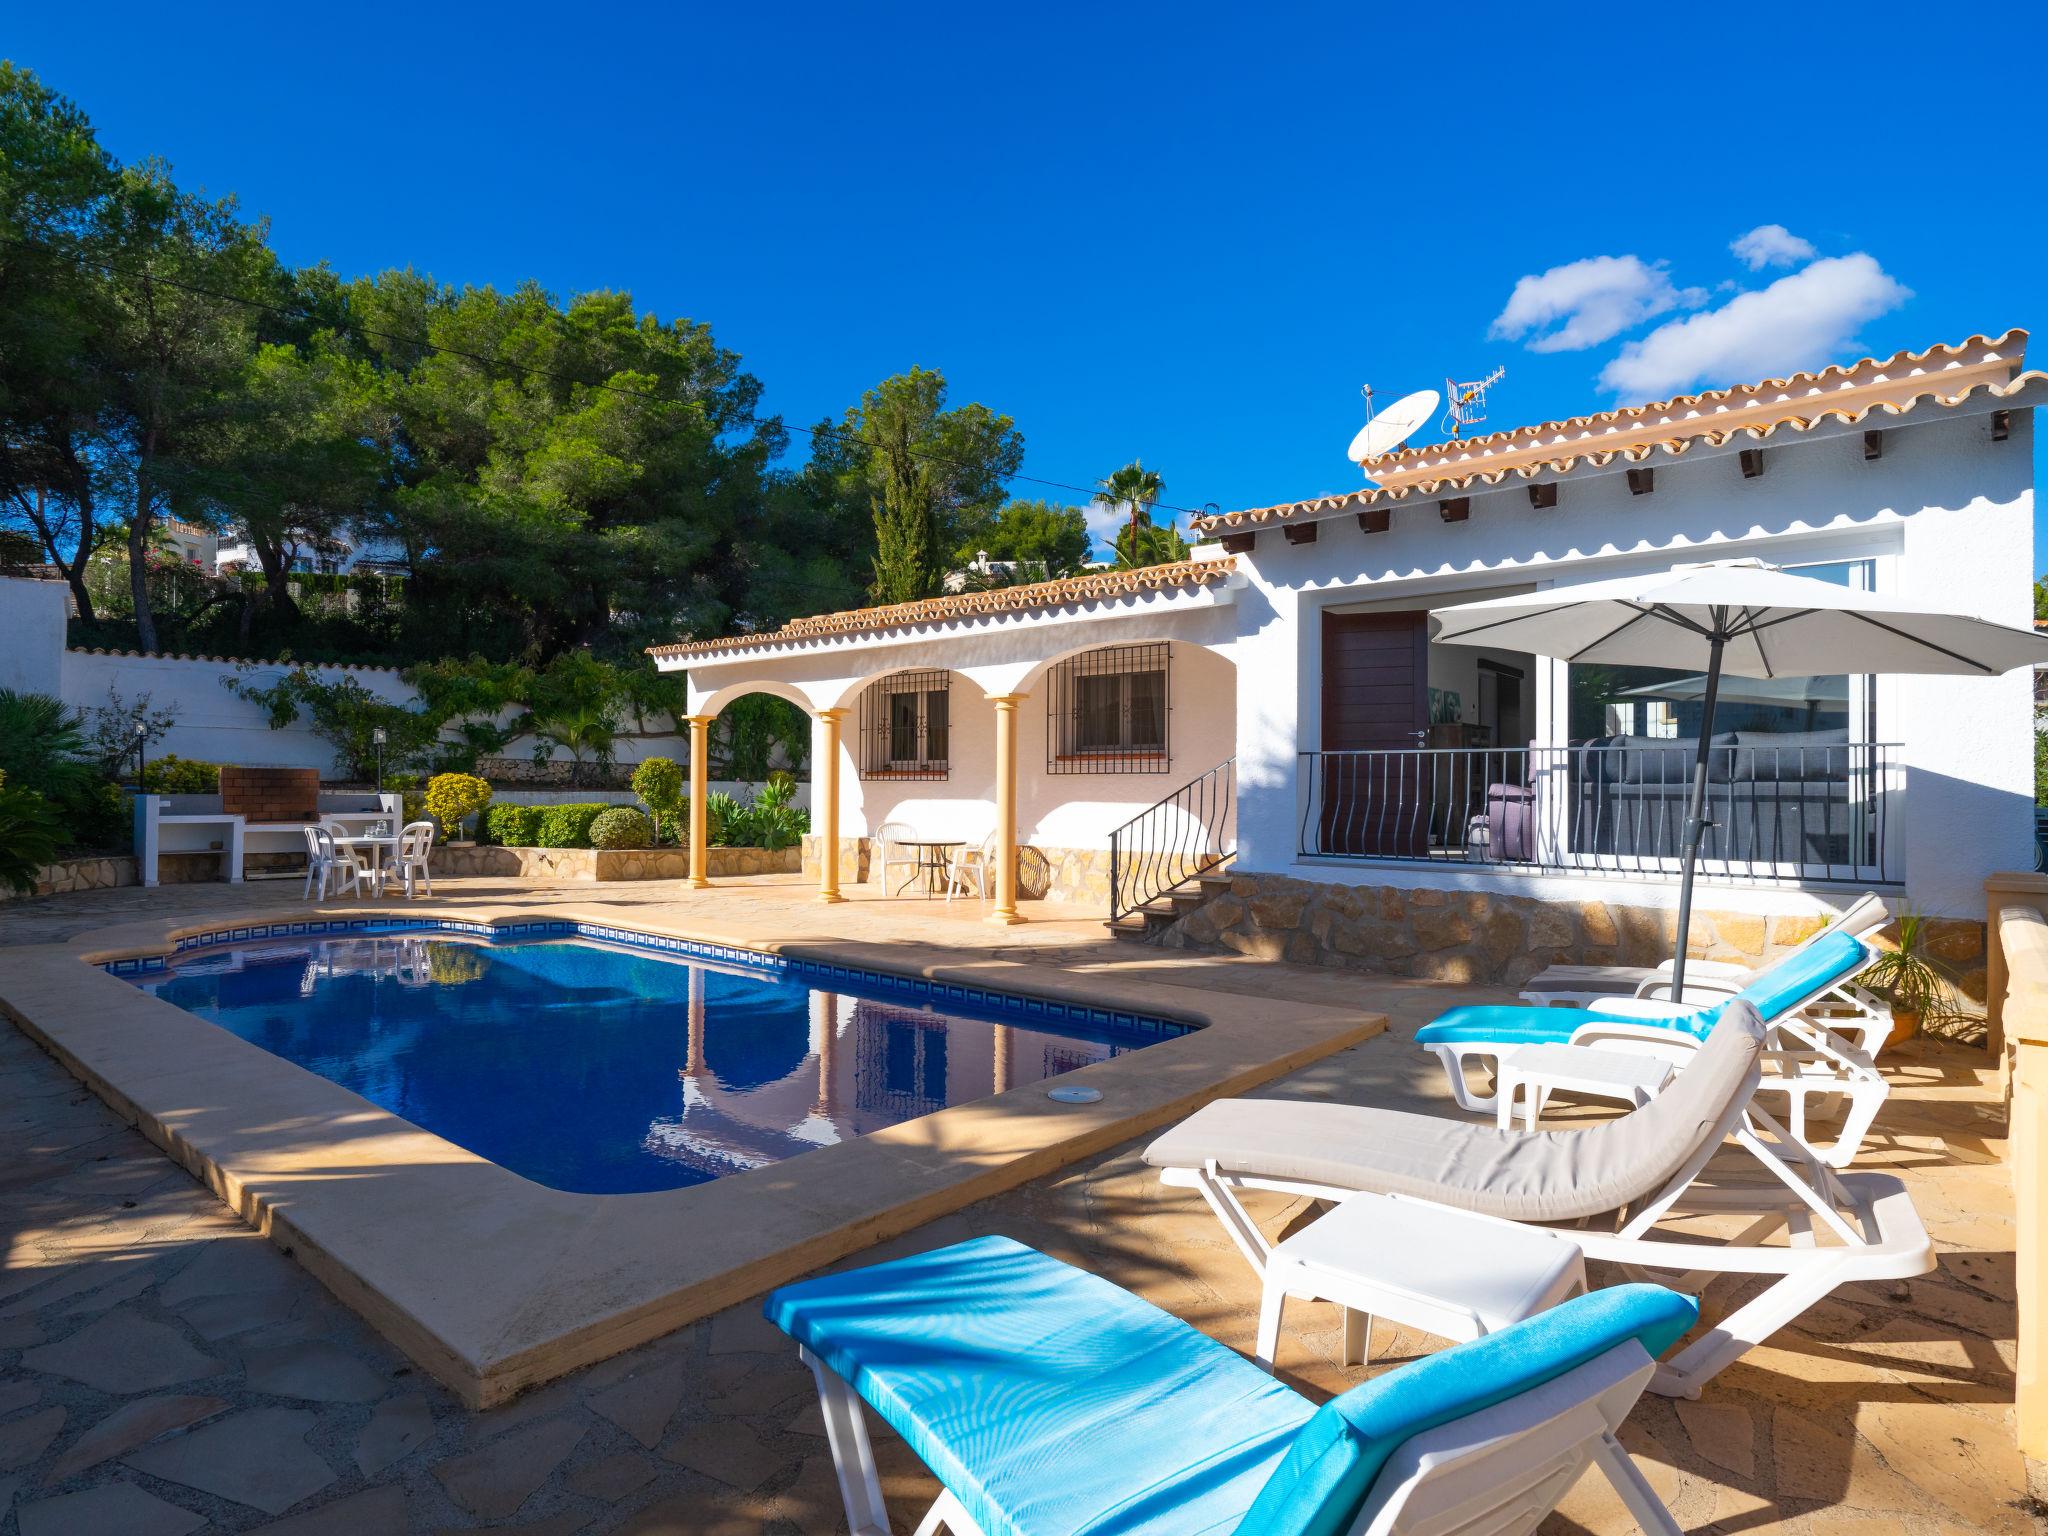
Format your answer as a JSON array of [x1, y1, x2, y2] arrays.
[[1861, 907, 1960, 1050], [424, 772, 493, 846]]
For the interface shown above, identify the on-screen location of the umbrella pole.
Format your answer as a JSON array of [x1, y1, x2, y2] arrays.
[[1670, 630, 1726, 999]]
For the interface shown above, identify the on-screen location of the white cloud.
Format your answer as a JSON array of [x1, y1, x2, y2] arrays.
[[1489, 255, 1705, 353], [1599, 253, 1911, 399], [1730, 224, 1818, 271], [1083, 498, 1131, 553]]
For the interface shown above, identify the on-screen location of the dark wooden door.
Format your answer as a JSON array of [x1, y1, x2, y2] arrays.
[[1318, 611, 1429, 855]]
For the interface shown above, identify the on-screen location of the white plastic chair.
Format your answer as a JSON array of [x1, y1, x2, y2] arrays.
[[873, 820, 919, 895], [302, 824, 364, 901], [944, 832, 997, 902], [393, 821, 435, 898]]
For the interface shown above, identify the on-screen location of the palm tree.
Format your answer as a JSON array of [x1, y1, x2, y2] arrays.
[[1093, 461, 1178, 569]]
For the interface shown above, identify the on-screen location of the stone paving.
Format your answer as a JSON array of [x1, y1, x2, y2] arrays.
[[0, 876, 2033, 1534]]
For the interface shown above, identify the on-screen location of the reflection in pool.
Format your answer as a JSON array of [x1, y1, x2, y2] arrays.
[[132, 934, 1187, 1194]]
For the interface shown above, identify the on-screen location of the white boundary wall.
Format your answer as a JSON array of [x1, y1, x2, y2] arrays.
[[0, 577, 788, 793]]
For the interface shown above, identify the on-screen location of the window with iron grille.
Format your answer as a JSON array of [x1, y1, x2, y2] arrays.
[[1047, 643, 1171, 773], [858, 671, 949, 780]]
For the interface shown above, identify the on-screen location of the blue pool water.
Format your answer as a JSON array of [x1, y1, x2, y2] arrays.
[[128, 929, 1187, 1195]]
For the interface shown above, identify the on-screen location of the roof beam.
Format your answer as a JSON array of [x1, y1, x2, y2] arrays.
[[1219, 531, 1256, 554], [1438, 497, 1470, 523], [1739, 448, 1766, 479], [1863, 429, 1883, 460], [1527, 483, 1557, 509], [1357, 508, 1391, 534], [1626, 468, 1655, 496], [1282, 521, 1319, 546], [1993, 409, 2012, 442]]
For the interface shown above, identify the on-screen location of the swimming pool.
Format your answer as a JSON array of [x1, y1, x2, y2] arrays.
[[125, 923, 1190, 1195]]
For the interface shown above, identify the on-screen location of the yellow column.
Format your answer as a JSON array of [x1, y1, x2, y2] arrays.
[[817, 708, 847, 903], [988, 694, 1025, 926], [686, 714, 713, 888]]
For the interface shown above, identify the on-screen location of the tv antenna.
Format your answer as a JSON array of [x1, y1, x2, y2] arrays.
[[1441, 366, 1506, 437], [1347, 385, 1441, 465]]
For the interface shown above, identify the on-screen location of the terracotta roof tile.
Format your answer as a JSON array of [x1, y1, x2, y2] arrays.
[[1196, 330, 2038, 532], [647, 558, 1237, 660]]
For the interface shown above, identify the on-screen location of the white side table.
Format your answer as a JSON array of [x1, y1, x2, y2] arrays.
[[1496, 1043, 1673, 1130], [1255, 1192, 1586, 1372]]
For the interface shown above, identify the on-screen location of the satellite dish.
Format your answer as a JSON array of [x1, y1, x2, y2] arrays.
[[1347, 387, 1440, 464]]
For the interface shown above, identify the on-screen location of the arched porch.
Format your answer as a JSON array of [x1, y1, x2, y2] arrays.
[[670, 624, 1239, 924]]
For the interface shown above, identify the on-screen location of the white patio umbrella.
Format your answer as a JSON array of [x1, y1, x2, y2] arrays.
[[1429, 559, 2048, 994]]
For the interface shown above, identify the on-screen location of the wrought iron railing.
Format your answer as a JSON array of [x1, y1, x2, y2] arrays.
[[1109, 758, 1236, 921], [1298, 742, 1900, 885]]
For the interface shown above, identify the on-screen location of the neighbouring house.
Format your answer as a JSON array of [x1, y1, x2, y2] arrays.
[[658, 330, 2037, 989], [213, 526, 409, 578]]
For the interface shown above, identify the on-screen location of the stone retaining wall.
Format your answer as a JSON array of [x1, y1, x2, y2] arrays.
[[799, 837, 1113, 905], [2, 854, 138, 902], [1162, 870, 1990, 1001], [431, 844, 799, 883]]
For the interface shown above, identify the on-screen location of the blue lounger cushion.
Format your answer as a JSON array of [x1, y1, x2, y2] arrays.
[[1238, 1282, 1695, 1536], [1415, 928, 1868, 1049], [767, 1233, 1312, 1536], [1414, 1005, 1641, 1048], [765, 1234, 1697, 1536]]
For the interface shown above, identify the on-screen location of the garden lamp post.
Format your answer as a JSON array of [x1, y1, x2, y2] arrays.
[[372, 727, 388, 792], [134, 720, 149, 790]]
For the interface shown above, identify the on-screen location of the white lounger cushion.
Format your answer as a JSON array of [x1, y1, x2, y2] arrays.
[[1145, 1005, 1765, 1225]]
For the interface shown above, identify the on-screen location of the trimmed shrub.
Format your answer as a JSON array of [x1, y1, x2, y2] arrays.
[[630, 755, 684, 844], [424, 772, 492, 839], [484, 803, 546, 846], [139, 755, 220, 794], [535, 802, 612, 849], [589, 807, 654, 850]]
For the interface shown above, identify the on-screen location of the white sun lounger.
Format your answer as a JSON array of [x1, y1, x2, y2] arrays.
[[1416, 909, 1890, 1120], [1144, 1005, 1933, 1398], [766, 1233, 1698, 1536], [1518, 893, 1893, 1038]]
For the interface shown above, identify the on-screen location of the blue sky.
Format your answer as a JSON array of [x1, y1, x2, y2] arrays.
[[9, 4, 2043, 560]]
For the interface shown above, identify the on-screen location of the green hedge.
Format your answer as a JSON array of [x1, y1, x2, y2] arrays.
[[537, 803, 612, 848], [139, 755, 220, 794], [484, 801, 615, 848], [483, 803, 545, 846]]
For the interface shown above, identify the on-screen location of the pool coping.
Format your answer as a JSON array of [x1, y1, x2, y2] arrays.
[[0, 900, 1384, 1408]]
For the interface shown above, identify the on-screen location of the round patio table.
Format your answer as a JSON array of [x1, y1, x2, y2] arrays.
[[329, 829, 403, 897], [892, 840, 963, 899]]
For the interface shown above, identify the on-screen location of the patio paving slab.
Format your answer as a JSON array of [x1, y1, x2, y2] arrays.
[[123, 1406, 336, 1515], [19, 1308, 222, 1395], [16, 1480, 209, 1536], [45, 1392, 227, 1481], [0, 873, 2029, 1533]]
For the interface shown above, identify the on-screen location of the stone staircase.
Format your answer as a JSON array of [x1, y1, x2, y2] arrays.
[[1106, 866, 1234, 943]]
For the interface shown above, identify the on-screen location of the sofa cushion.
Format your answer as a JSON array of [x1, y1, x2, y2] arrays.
[[1608, 733, 1740, 785], [1730, 728, 1851, 783]]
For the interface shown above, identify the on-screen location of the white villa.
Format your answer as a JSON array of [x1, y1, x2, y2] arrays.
[[651, 331, 2042, 986]]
